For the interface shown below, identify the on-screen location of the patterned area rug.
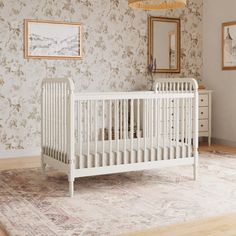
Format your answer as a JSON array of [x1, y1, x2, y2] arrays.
[[0, 153, 236, 236]]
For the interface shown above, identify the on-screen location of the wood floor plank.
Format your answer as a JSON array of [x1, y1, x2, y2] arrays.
[[122, 214, 236, 236], [0, 156, 40, 170]]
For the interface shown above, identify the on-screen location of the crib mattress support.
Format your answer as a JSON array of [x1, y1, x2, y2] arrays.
[[73, 157, 194, 178]]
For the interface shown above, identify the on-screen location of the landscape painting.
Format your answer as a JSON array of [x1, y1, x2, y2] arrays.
[[222, 22, 236, 70], [24, 20, 82, 59]]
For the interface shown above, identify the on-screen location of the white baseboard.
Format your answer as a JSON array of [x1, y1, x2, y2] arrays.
[[0, 148, 41, 159]]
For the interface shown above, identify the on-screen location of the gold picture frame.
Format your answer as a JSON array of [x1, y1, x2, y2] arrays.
[[222, 21, 236, 70], [148, 16, 181, 73], [24, 19, 82, 60]]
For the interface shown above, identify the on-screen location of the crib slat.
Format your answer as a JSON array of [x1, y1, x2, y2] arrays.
[[64, 83, 67, 163], [60, 84, 63, 162], [176, 97, 180, 159], [124, 100, 127, 164], [188, 97, 192, 156], [151, 99, 154, 161], [156, 98, 160, 161], [56, 83, 59, 160], [102, 100, 105, 167], [53, 83, 56, 159], [185, 95, 188, 158], [137, 99, 141, 163], [87, 101, 91, 168], [130, 99, 134, 163], [164, 98, 167, 160], [181, 97, 185, 157], [50, 83, 53, 157], [144, 100, 147, 162], [41, 85, 44, 156], [115, 100, 120, 164], [166, 98, 169, 160], [119, 101, 123, 140], [109, 100, 112, 165], [44, 84, 47, 155], [94, 101, 98, 167], [62, 83, 65, 163]]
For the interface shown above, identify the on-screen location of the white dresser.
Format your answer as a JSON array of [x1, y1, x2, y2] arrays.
[[198, 90, 212, 146]]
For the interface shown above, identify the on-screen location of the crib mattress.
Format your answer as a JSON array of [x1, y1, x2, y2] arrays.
[[75, 137, 189, 155], [43, 138, 192, 169], [74, 138, 192, 168]]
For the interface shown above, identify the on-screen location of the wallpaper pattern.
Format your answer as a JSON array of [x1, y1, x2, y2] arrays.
[[0, 0, 203, 150]]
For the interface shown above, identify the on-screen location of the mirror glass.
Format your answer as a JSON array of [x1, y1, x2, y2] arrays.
[[148, 17, 180, 73]]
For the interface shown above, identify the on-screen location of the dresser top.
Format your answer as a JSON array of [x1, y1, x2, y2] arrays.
[[199, 89, 213, 94]]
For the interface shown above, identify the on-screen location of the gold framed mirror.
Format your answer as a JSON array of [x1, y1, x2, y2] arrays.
[[148, 16, 181, 73]]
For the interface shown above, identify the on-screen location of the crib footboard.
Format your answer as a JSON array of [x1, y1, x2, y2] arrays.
[[41, 77, 198, 197], [41, 78, 75, 195]]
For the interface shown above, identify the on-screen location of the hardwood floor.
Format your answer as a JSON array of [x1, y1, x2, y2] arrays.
[[199, 142, 236, 154], [122, 214, 236, 236], [0, 227, 8, 236], [0, 156, 40, 171], [0, 143, 236, 236]]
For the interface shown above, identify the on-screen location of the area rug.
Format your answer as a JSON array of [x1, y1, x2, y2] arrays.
[[0, 153, 236, 236]]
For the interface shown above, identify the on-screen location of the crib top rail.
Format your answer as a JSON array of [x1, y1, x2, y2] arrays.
[[41, 77, 198, 101], [74, 91, 195, 101]]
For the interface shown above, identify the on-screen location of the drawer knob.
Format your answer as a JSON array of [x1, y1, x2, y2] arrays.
[[201, 124, 204, 127], [201, 99, 204, 102], [201, 112, 204, 114]]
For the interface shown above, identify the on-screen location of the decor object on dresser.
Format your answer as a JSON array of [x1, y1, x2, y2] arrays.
[[222, 22, 236, 70], [148, 16, 181, 73], [41, 78, 199, 197], [24, 20, 82, 60], [128, 0, 186, 10], [199, 90, 212, 146]]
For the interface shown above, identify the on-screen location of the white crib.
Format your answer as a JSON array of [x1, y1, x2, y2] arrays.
[[41, 78, 199, 197]]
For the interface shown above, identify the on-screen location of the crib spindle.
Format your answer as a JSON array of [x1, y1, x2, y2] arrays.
[[130, 99, 134, 163], [123, 100, 127, 164], [115, 100, 120, 165], [137, 99, 141, 163]]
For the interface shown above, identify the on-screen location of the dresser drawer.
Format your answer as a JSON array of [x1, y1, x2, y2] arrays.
[[199, 120, 208, 132], [199, 107, 208, 119], [199, 94, 208, 107]]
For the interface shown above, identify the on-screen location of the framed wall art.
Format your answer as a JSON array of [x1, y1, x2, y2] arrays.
[[24, 19, 82, 60], [222, 21, 236, 70]]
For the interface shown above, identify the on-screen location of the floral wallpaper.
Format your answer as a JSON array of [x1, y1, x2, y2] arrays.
[[0, 0, 203, 151]]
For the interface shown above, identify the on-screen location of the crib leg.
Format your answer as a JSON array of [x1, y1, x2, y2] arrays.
[[69, 180, 74, 197], [41, 156, 47, 179], [193, 164, 197, 180]]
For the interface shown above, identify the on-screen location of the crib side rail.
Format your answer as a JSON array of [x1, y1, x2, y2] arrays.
[[74, 78, 198, 170], [41, 78, 75, 165]]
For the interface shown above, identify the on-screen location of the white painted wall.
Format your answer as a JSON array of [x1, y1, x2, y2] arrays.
[[203, 0, 236, 146]]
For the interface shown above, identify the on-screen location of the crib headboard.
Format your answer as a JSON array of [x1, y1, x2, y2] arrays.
[[41, 78, 75, 164], [155, 78, 198, 93]]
